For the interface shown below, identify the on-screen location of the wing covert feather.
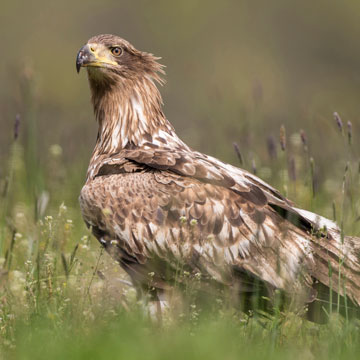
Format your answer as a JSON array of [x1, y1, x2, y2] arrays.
[[80, 171, 314, 291]]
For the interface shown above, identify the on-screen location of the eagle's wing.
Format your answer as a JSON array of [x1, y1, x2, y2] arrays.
[[81, 157, 316, 296], [106, 148, 290, 202], [107, 148, 314, 228], [81, 148, 360, 305]]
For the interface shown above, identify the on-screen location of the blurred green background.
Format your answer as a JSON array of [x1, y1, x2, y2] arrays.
[[2, 0, 360, 180]]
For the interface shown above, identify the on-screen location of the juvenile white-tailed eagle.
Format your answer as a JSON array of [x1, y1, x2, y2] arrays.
[[76, 34, 360, 314]]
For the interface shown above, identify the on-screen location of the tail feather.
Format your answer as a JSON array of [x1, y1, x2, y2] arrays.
[[295, 208, 360, 307], [311, 235, 360, 305]]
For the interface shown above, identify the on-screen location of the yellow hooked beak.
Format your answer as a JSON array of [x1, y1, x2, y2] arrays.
[[76, 43, 117, 73]]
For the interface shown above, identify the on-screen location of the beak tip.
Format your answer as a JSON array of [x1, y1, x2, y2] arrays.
[[76, 46, 87, 74]]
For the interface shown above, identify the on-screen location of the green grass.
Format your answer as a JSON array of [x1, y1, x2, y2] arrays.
[[1, 113, 360, 359], [7, 306, 360, 360]]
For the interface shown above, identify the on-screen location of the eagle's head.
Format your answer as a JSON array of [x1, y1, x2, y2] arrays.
[[76, 35, 171, 151], [76, 34, 164, 85]]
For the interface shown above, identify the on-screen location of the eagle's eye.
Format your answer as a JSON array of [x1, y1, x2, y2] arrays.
[[111, 47, 122, 56]]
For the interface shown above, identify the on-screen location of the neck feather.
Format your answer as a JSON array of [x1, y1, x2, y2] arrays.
[[90, 76, 175, 156]]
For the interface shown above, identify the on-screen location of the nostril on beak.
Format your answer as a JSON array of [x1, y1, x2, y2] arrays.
[[90, 46, 95, 53]]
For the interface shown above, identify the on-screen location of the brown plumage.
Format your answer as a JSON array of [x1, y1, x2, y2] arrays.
[[76, 34, 360, 315]]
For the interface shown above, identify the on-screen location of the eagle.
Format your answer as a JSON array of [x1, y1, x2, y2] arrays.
[[76, 34, 360, 317]]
